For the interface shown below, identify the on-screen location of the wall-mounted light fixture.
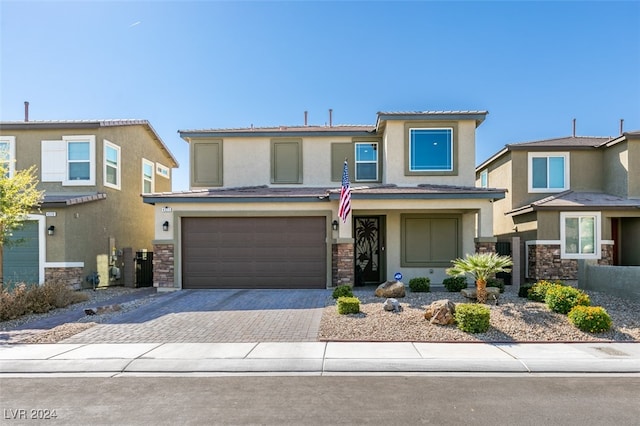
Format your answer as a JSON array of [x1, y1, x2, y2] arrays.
[[332, 220, 339, 231], [162, 221, 170, 232], [47, 225, 55, 236]]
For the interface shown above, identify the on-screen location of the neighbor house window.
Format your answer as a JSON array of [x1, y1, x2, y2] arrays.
[[64, 135, 95, 185], [409, 128, 453, 172], [401, 214, 461, 267], [0, 136, 16, 178], [156, 163, 170, 179], [560, 212, 601, 259], [355, 142, 378, 181], [528, 152, 569, 192], [480, 170, 488, 188], [104, 140, 121, 190], [142, 159, 154, 194]]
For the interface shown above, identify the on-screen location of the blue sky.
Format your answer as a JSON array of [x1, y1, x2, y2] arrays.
[[1, 0, 639, 191]]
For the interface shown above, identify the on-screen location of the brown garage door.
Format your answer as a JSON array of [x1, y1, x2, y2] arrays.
[[182, 217, 327, 289]]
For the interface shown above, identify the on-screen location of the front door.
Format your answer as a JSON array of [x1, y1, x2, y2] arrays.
[[354, 216, 385, 286]]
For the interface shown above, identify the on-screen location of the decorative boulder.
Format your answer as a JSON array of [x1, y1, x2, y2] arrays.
[[375, 280, 406, 298], [424, 299, 456, 325], [383, 298, 403, 313], [461, 287, 501, 304]]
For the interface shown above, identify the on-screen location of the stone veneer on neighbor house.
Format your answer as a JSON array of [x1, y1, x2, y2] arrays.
[[474, 239, 497, 254], [153, 243, 175, 289], [332, 242, 354, 287], [527, 242, 613, 281], [45, 267, 84, 290]]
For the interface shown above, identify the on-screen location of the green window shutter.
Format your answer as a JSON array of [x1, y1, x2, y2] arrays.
[[192, 140, 223, 187], [331, 143, 353, 182], [271, 139, 302, 184], [401, 215, 460, 267]]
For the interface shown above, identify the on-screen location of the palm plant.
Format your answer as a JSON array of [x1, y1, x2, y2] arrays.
[[446, 252, 513, 303]]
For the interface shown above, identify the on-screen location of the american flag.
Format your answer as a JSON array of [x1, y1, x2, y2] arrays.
[[338, 160, 351, 223]]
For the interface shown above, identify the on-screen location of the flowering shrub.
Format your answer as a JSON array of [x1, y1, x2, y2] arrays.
[[568, 305, 612, 333], [528, 280, 564, 302]]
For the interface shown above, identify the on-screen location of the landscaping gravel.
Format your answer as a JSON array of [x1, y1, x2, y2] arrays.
[[318, 286, 640, 342]]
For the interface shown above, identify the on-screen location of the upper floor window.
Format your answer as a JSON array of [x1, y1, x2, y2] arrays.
[[142, 158, 154, 194], [528, 152, 569, 192], [560, 212, 601, 259], [479, 170, 488, 188], [0, 136, 16, 178], [355, 142, 378, 181], [41, 135, 95, 185], [409, 128, 453, 172], [271, 138, 302, 184], [156, 163, 170, 179], [104, 140, 121, 190]]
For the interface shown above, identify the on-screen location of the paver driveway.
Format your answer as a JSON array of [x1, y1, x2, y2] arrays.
[[62, 289, 331, 344]]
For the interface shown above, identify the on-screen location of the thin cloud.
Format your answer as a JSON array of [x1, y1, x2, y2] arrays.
[[129, 21, 141, 28]]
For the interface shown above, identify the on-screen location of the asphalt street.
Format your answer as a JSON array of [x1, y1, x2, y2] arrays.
[[1, 376, 639, 425]]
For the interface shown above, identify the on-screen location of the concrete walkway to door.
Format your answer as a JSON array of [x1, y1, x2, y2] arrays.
[[61, 289, 331, 344]]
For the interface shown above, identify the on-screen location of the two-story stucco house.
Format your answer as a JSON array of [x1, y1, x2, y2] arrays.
[[0, 119, 178, 288], [476, 130, 640, 283], [143, 110, 504, 290]]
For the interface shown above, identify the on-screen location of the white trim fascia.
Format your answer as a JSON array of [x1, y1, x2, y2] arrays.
[[44, 262, 85, 268], [526, 240, 561, 245], [601, 240, 614, 245]]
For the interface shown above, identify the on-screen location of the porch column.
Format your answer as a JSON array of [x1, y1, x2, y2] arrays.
[[153, 242, 176, 290], [332, 240, 354, 287]]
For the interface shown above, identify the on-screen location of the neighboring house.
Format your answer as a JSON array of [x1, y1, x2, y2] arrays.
[[476, 131, 640, 283], [143, 110, 505, 290], [0, 119, 178, 288]]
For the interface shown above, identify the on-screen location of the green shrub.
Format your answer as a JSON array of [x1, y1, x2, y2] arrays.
[[332, 284, 353, 299], [455, 303, 490, 333], [545, 285, 591, 314], [443, 276, 468, 292], [518, 283, 533, 298], [409, 277, 431, 292], [528, 280, 563, 302], [568, 305, 612, 333], [337, 296, 360, 315], [486, 277, 505, 293], [0, 280, 89, 321]]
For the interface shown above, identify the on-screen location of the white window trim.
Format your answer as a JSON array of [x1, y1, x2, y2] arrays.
[[142, 158, 155, 194], [63, 135, 95, 186], [0, 136, 16, 177], [409, 127, 454, 172], [103, 140, 121, 190], [354, 142, 378, 181], [560, 211, 601, 259], [528, 152, 570, 193], [156, 162, 170, 179], [480, 169, 488, 188]]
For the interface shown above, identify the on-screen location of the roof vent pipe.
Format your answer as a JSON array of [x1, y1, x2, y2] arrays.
[[572, 118, 576, 137], [24, 101, 29, 122], [620, 118, 624, 135], [304, 111, 308, 126], [329, 109, 333, 127]]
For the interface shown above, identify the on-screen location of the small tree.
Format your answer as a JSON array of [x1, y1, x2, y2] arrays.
[[0, 164, 44, 285], [446, 252, 513, 303]]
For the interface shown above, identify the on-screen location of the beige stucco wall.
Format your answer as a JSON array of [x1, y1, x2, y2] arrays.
[[154, 196, 492, 288], [629, 138, 640, 198], [478, 152, 514, 236], [604, 140, 629, 197]]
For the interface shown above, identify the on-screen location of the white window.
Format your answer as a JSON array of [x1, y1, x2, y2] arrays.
[[142, 158, 154, 194], [480, 170, 488, 188], [103, 140, 121, 190], [528, 152, 569, 192], [156, 163, 170, 179], [0, 136, 16, 178], [409, 128, 453, 172], [355, 142, 378, 181], [560, 212, 601, 259]]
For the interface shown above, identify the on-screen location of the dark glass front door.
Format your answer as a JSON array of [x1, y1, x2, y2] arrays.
[[354, 216, 385, 286]]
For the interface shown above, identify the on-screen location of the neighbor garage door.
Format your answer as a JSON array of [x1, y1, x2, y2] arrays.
[[182, 217, 327, 289], [2, 220, 39, 286]]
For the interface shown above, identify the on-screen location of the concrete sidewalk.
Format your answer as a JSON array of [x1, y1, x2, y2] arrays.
[[1, 342, 639, 376]]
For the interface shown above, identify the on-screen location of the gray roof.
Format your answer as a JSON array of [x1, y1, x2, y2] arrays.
[[143, 184, 505, 204], [376, 110, 488, 129], [507, 191, 640, 216], [42, 193, 107, 207], [179, 125, 376, 139], [507, 136, 611, 150], [0, 119, 179, 168]]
